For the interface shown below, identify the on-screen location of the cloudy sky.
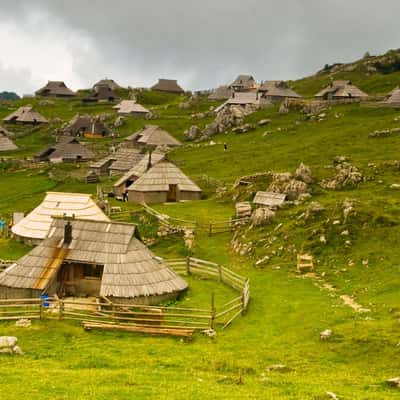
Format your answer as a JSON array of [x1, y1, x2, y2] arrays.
[[0, 0, 399, 95]]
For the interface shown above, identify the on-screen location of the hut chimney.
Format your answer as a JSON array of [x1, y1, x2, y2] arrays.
[[64, 221, 72, 245]]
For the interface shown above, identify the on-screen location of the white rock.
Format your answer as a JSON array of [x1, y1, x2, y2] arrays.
[[320, 329, 332, 340], [0, 336, 18, 349]]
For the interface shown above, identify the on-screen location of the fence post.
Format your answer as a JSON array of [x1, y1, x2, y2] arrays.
[[59, 298, 64, 320], [39, 301, 43, 320], [210, 292, 216, 330], [218, 265, 222, 282], [186, 256, 191, 275]]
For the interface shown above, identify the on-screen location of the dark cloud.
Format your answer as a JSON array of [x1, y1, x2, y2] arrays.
[[0, 0, 399, 94]]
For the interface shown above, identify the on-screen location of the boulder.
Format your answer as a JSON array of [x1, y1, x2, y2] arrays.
[[320, 162, 363, 190], [15, 318, 31, 328], [268, 172, 310, 200], [387, 377, 400, 388], [235, 202, 252, 218], [305, 202, 325, 219], [251, 207, 275, 226], [295, 163, 312, 184], [184, 125, 201, 141], [258, 119, 271, 126], [0, 336, 22, 355]]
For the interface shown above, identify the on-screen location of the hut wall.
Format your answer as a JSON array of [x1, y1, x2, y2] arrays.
[[178, 191, 202, 201], [109, 290, 182, 306], [13, 234, 42, 246], [0, 286, 41, 299], [128, 191, 167, 204]]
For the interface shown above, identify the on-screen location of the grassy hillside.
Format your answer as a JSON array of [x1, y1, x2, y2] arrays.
[[0, 85, 399, 399], [292, 48, 400, 97]]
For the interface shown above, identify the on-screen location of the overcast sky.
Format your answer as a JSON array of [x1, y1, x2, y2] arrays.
[[0, 0, 399, 95]]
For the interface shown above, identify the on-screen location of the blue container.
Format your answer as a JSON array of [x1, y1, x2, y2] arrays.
[[40, 294, 50, 308]]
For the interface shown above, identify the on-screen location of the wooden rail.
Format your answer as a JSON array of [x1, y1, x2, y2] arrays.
[[0, 257, 250, 333]]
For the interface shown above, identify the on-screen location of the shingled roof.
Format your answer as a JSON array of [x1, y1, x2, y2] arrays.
[[125, 125, 181, 148], [83, 85, 119, 102], [93, 79, 123, 91], [11, 192, 109, 242], [214, 92, 263, 113], [385, 87, 400, 105], [258, 81, 301, 99], [114, 100, 150, 116], [151, 79, 184, 94], [0, 127, 18, 151], [229, 75, 257, 91], [127, 161, 201, 193], [35, 137, 94, 162], [0, 217, 188, 300], [35, 81, 75, 97], [3, 106, 48, 124], [315, 80, 368, 99]]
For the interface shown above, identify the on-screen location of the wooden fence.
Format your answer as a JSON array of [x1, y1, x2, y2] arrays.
[[0, 257, 250, 335], [142, 203, 250, 235]]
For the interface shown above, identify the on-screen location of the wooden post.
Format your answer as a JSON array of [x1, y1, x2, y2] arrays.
[[218, 265, 222, 282], [210, 292, 216, 330], [39, 301, 43, 320], [59, 298, 64, 320], [186, 256, 191, 275]]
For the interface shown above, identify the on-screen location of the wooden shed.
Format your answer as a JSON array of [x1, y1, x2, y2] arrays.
[[253, 191, 287, 209], [208, 86, 232, 100], [113, 152, 165, 197], [229, 75, 257, 92], [83, 84, 119, 102], [11, 192, 109, 245], [62, 115, 113, 138], [127, 161, 202, 204], [3, 106, 48, 125], [385, 87, 400, 105], [0, 217, 188, 304], [315, 81, 368, 100], [93, 78, 123, 91], [34, 136, 94, 163]]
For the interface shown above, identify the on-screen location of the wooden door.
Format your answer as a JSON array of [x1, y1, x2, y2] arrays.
[[167, 184, 177, 202]]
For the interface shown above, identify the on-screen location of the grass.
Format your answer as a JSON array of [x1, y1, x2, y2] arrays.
[[0, 86, 400, 398]]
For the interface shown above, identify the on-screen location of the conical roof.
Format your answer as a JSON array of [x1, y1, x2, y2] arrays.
[[3, 106, 48, 124], [386, 87, 400, 104], [1, 217, 188, 299], [12, 192, 109, 241], [128, 161, 201, 193]]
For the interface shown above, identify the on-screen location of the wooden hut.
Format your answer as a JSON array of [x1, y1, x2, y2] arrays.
[[35, 81, 75, 97], [62, 115, 113, 138], [93, 79, 123, 91], [0, 217, 188, 304], [3, 106, 48, 125], [11, 192, 109, 245], [258, 81, 301, 102], [83, 84, 119, 102], [34, 136, 94, 163], [315, 81, 368, 100], [125, 125, 181, 148], [229, 75, 257, 92], [127, 161, 202, 204], [113, 152, 165, 197], [151, 79, 184, 94], [0, 126, 17, 151], [253, 191, 287, 209], [90, 147, 145, 176], [113, 100, 150, 117]]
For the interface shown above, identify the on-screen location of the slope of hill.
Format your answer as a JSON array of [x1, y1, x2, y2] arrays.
[[292, 48, 400, 96]]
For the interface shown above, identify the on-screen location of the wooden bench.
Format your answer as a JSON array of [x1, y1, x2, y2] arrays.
[[297, 254, 314, 273]]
